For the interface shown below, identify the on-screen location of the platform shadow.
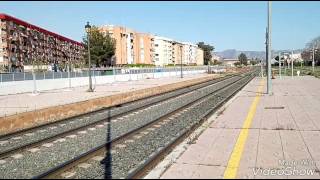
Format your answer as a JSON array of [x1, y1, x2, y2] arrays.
[[100, 109, 113, 179]]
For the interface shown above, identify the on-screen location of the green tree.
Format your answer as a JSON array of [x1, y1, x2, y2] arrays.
[[213, 59, 222, 65], [305, 36, 320, 49], [250, 61, 258, 66], [83, 26, 116, 67], [238, 53, 248, 66], [302, 36, 320, 65], [234, 62, 241, 67], [197, 42, 215, 65]]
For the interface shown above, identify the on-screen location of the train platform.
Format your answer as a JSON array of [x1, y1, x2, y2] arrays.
[[0, 73, 209, 117], [0, 73, 223, 135], [150, 76, 320, 179]]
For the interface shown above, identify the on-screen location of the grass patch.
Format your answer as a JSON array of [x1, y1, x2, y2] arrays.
[[271, 66, 320, 78]]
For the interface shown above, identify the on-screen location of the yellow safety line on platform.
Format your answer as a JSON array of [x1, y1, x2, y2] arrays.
[[223, 79, 265, 179]]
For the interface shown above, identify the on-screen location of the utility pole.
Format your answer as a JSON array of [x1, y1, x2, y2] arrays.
[[291, 50, 294, 78], [68, 44, 72, 90], [312, 45, 315, 73], [32, 60, 38, 95], [208, 51, 211, 74], [267, 1, 272, 95], [265, 27, 268, 78], [284, 54, 287, 76], [279, 52, 281, 79], [260, 60, 264, 77], [180, 45, 183, 78], [85, 22, 93, 92]]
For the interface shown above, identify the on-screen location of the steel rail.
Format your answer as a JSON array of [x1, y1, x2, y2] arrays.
[[0, 73, 241, 159]]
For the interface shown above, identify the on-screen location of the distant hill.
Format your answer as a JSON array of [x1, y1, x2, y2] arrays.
[[216, 49, 265, 60], [216, 49, 304, 61]]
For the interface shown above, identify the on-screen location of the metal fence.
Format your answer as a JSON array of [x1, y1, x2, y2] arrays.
[[0, 66, 214, 83], [0, 71, 102, 83]]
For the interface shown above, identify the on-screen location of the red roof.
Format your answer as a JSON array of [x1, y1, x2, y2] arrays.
[[0, 13, 83, 46]]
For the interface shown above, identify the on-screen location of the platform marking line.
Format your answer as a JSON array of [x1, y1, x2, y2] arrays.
[[223, 79, 264, 179]]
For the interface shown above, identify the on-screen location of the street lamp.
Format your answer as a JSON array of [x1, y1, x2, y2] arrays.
[[64, 43, 72, 90], [312, 45, 319, 73], [180, 45, 183, 78], [278, 52, 281, 79], [267, 1, 272, 95], [291, 50, 294, 78], [309, 46, 318, 73], [85, 22, 93, 92]]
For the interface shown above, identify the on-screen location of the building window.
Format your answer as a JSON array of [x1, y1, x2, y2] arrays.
[[155, 44, 159, 47], [140, 38, 144, 47], [140, 51, 144, 62]]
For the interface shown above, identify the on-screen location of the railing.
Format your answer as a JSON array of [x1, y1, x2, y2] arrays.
[[0, 66, 225, 83], [0, 71, 100, 83]]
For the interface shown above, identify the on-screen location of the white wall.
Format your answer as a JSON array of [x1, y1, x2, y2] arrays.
[[127, 33, 134, 64], [196, 48, 204, 65], [0, 69, 206, 95], [182, 42, 198, 65], [154, 36, 174, 66]]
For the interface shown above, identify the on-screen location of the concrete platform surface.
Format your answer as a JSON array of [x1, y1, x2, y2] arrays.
[[0, 73, 211, 118], [0, 73, 229, 135], [159, 76, 320, 179]]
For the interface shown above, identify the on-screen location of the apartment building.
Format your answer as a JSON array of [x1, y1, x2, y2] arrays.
[[154, 39, 203, 66], [0, 13, 84, 72], [99, 25, 135, 65], [196, 48, 204, 65], [100, 25, 204, 67], [172, 41, 184, 65], [99, 25, 134, 65], [100, 25, 155, 66], [182, 42, 198, 65], [154, 36, 175, 67], [134, 33, 155, 64]]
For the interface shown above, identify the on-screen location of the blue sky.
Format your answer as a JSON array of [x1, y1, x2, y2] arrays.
[[0, 1, 319, 51]]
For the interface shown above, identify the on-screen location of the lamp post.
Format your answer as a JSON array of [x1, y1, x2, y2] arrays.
[[260, 60, 264, 78], [180, 45, 183, 78], [32, 59, 38, 95], [267, 1, 272, 95], [291, 50, 294, 78], [208, 51, 211, 74], [284, 53, 287, 75], [264, 27, 268, 78], [312, 45, 315, 73], [112, 59, 116, 83], [66, 44, 71, 90], [85, 22, 93, 92], [278, 52, 281, 79]]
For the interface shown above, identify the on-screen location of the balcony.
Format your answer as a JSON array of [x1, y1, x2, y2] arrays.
[[2, 51, 8, 56], [1, 22, 6, 30], [1, 31, 7, 38], [1, 42, 7, 48], [20, 32, 28, 38]]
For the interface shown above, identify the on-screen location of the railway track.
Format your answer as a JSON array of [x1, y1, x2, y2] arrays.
[[30, 69, 258, 179], [0, 73, 239, 159], [0, 70, 253, 179]]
